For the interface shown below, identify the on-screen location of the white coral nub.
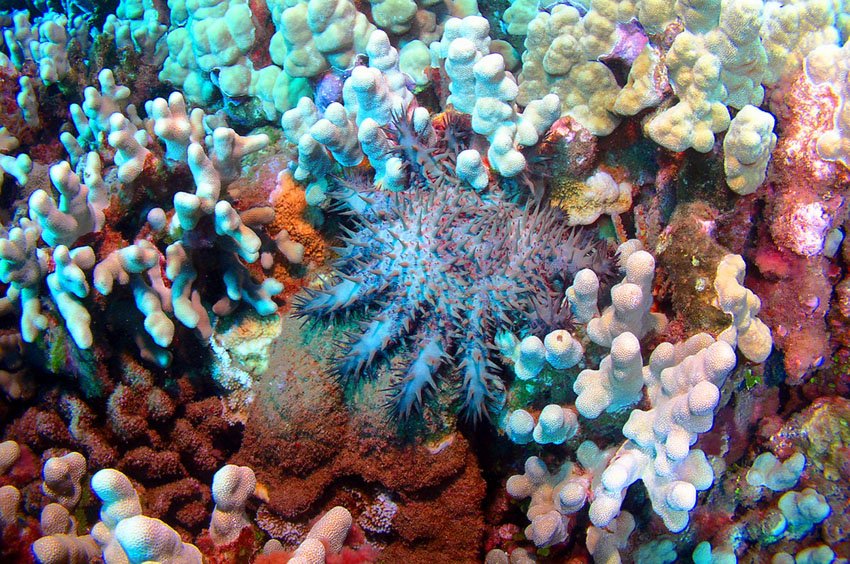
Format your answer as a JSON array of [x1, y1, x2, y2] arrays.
[[714, 254, 773, 363], [574, 332, 643, 418], [587, 243, 666, 346], [210, 464, 257, 546]]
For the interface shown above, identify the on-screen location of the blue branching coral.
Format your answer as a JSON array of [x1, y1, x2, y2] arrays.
[[296, 111, 610, 422]]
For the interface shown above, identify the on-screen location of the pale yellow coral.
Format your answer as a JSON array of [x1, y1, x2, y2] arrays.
[[276, 0, 375, 78], [579, 3, 622, 57], [637, 0, 677, 33], [645, 32, 730, 152], [214, 308, 282, 377], [804, 42, 850, 167], [502, 0, 538, 35], [160, 27, 218, 104], [614, 45, 668, 116], [369, 0, 418, 35], [714, 254, 773, 363], [677, 0, 721, 34], [761, 0, 840, 86], [703, 0, 767, 109], [723, 105, 776, 194], [552, 170, 632, 226], [561, 63, 622, 135], [191, 0, 256, 71], [517, 4, 622, 135], [160, 0, 309, 118], [642, 0, 842, 155], [399, 40, 431, 86]]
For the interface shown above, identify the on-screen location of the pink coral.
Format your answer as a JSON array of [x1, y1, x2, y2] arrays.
[[743, 65, 850, 382], [751, 237, 833, 383]]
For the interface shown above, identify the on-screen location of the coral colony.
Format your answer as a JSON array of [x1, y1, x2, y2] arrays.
[[3, 2, 850, 564]]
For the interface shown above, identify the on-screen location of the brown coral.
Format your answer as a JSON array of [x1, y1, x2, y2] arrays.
[[231, 317, 487, 562], [654, 202, 731, 336]]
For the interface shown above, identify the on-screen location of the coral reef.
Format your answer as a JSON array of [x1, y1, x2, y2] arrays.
[[0, 1, 848, 563]]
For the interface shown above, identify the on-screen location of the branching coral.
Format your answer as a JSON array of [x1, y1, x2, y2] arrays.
[[0, 71, 285, 365], [516, 4, 626, 136], [714, 253, 773, 363], [2, 10, 73, 86], [159, 0, 312, 121], [102, 0, 168, 67], [498, 243, 772, 549]]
